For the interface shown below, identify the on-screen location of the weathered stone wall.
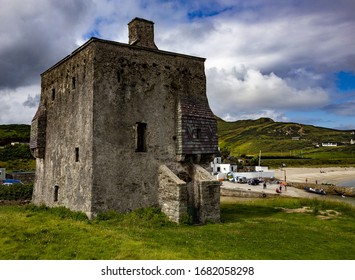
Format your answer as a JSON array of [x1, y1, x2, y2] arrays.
[[158, 164, 187, 222], [32, 43, 96, 217], [30, 104, 47, 158], [192, 165, 220, 223], [31, 19, 220, 223], [90, 40, 216, 216], [220, 187, 280, 198], [128, 18, 157, 49]]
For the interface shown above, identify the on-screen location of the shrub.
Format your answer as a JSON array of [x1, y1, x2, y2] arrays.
[[0, 183, 33, 200]]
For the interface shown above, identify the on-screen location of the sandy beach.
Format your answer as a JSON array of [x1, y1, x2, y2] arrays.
[[274, 167, 355, 186], [221, 167, 355, 203]]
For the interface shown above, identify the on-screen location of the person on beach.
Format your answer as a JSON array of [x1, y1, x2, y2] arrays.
[[263, 182, 267, 189]]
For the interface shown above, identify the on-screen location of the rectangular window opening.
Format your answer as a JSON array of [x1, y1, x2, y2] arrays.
[[196, 128, 201, 139], [75, 147, 79, 162], [54, 185, 59, 202], [72, 77, 76, 90], [52, 88, 56, 101], [136, 122, 147, 152]]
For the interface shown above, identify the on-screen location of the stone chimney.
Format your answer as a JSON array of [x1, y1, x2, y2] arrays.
[[128, 17, 158, 49]]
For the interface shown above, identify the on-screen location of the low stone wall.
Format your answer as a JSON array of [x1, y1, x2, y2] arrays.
[[158, 164, 187, 223], [194, 165, 220, 223], [6, 172, 35, 184], [158, 163, 221, 224], [289, 182, 355, 197], [220, 187, 280, 198]]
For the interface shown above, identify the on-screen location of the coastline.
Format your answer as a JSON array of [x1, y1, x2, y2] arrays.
[[221, 166, 355, 205], [274, 167, 355, 187]]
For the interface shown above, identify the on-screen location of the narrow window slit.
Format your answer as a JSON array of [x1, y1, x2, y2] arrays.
[[136, 122, 147, 152], [54, 185, 59, 202]]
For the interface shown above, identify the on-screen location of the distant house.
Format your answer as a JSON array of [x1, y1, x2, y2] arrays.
[[210, 156, 237, 174], [321, 142, 338, 147], [210, 157, 275, 180], [0, 168, 5, 181], [351, 139, 355, 145]]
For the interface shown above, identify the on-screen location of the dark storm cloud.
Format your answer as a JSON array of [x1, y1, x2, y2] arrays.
[[0, 0, 94, 89], [1, 0, 355, 127]]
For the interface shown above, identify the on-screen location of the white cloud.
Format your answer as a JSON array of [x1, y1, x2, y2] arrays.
[[222, 109, 289, 123], [0, 85, 40, 124], [206, 67, 329, 120], [1, 0, 355, 127], [324, 101, 355, 116]]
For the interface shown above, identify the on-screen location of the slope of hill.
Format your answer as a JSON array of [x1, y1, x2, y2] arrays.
[[0, 124, 31, 146], [1, 121, 355, 167], [0, 124, 33, 171], [217, 117, 355, 165]]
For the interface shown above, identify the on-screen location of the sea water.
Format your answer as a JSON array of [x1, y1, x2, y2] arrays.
[[337, 180, 355, 187], [333, 180, 355, 206]]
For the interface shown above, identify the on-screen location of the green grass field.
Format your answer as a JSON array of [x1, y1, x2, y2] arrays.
[[0, 198, 354, 260]]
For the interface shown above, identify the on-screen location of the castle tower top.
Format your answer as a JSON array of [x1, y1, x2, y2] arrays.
[[128, 18, 158, 49]]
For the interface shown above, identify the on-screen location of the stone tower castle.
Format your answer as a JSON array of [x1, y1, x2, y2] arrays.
[[30, 18, 220, 223]]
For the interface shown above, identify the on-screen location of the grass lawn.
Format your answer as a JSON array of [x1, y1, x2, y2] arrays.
[[0, 198, 354, 260]]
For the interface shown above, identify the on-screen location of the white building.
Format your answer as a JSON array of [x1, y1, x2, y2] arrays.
[[232, 166, 275, 180], [321, 142, 338, 147], [210, 155, 275, 180], [210, 156, 237, 174], [255, 166, 269, 172], [0, 168, 5, 181]]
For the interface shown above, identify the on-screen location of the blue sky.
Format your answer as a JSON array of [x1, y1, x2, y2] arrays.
[[1, 0, 355, 129]]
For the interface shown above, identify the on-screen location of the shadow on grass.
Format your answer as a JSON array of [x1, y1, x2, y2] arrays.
[[221, 203, 283, 223]]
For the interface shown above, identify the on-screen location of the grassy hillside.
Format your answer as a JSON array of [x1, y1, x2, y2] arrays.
[[217, 117, 355, 166], [0, 124, 31, 146], [2, 120, 355, 168], [0, 124, 34, 171]]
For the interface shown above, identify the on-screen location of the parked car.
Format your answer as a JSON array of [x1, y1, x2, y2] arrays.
[[1, 179, 23, 185], [237, 176, 247, 183], [247, 178, 260, 185], [227, 172, 234, 182]]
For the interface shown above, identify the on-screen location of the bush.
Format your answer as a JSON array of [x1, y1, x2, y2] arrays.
[[0, 183, 33, 200]]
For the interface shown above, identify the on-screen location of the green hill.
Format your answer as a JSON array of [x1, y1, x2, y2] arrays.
[[0, 124, 33, 171], [2, 121, 355, 167], [217, 117, 355, 166], [0, 124, 31, 146]]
